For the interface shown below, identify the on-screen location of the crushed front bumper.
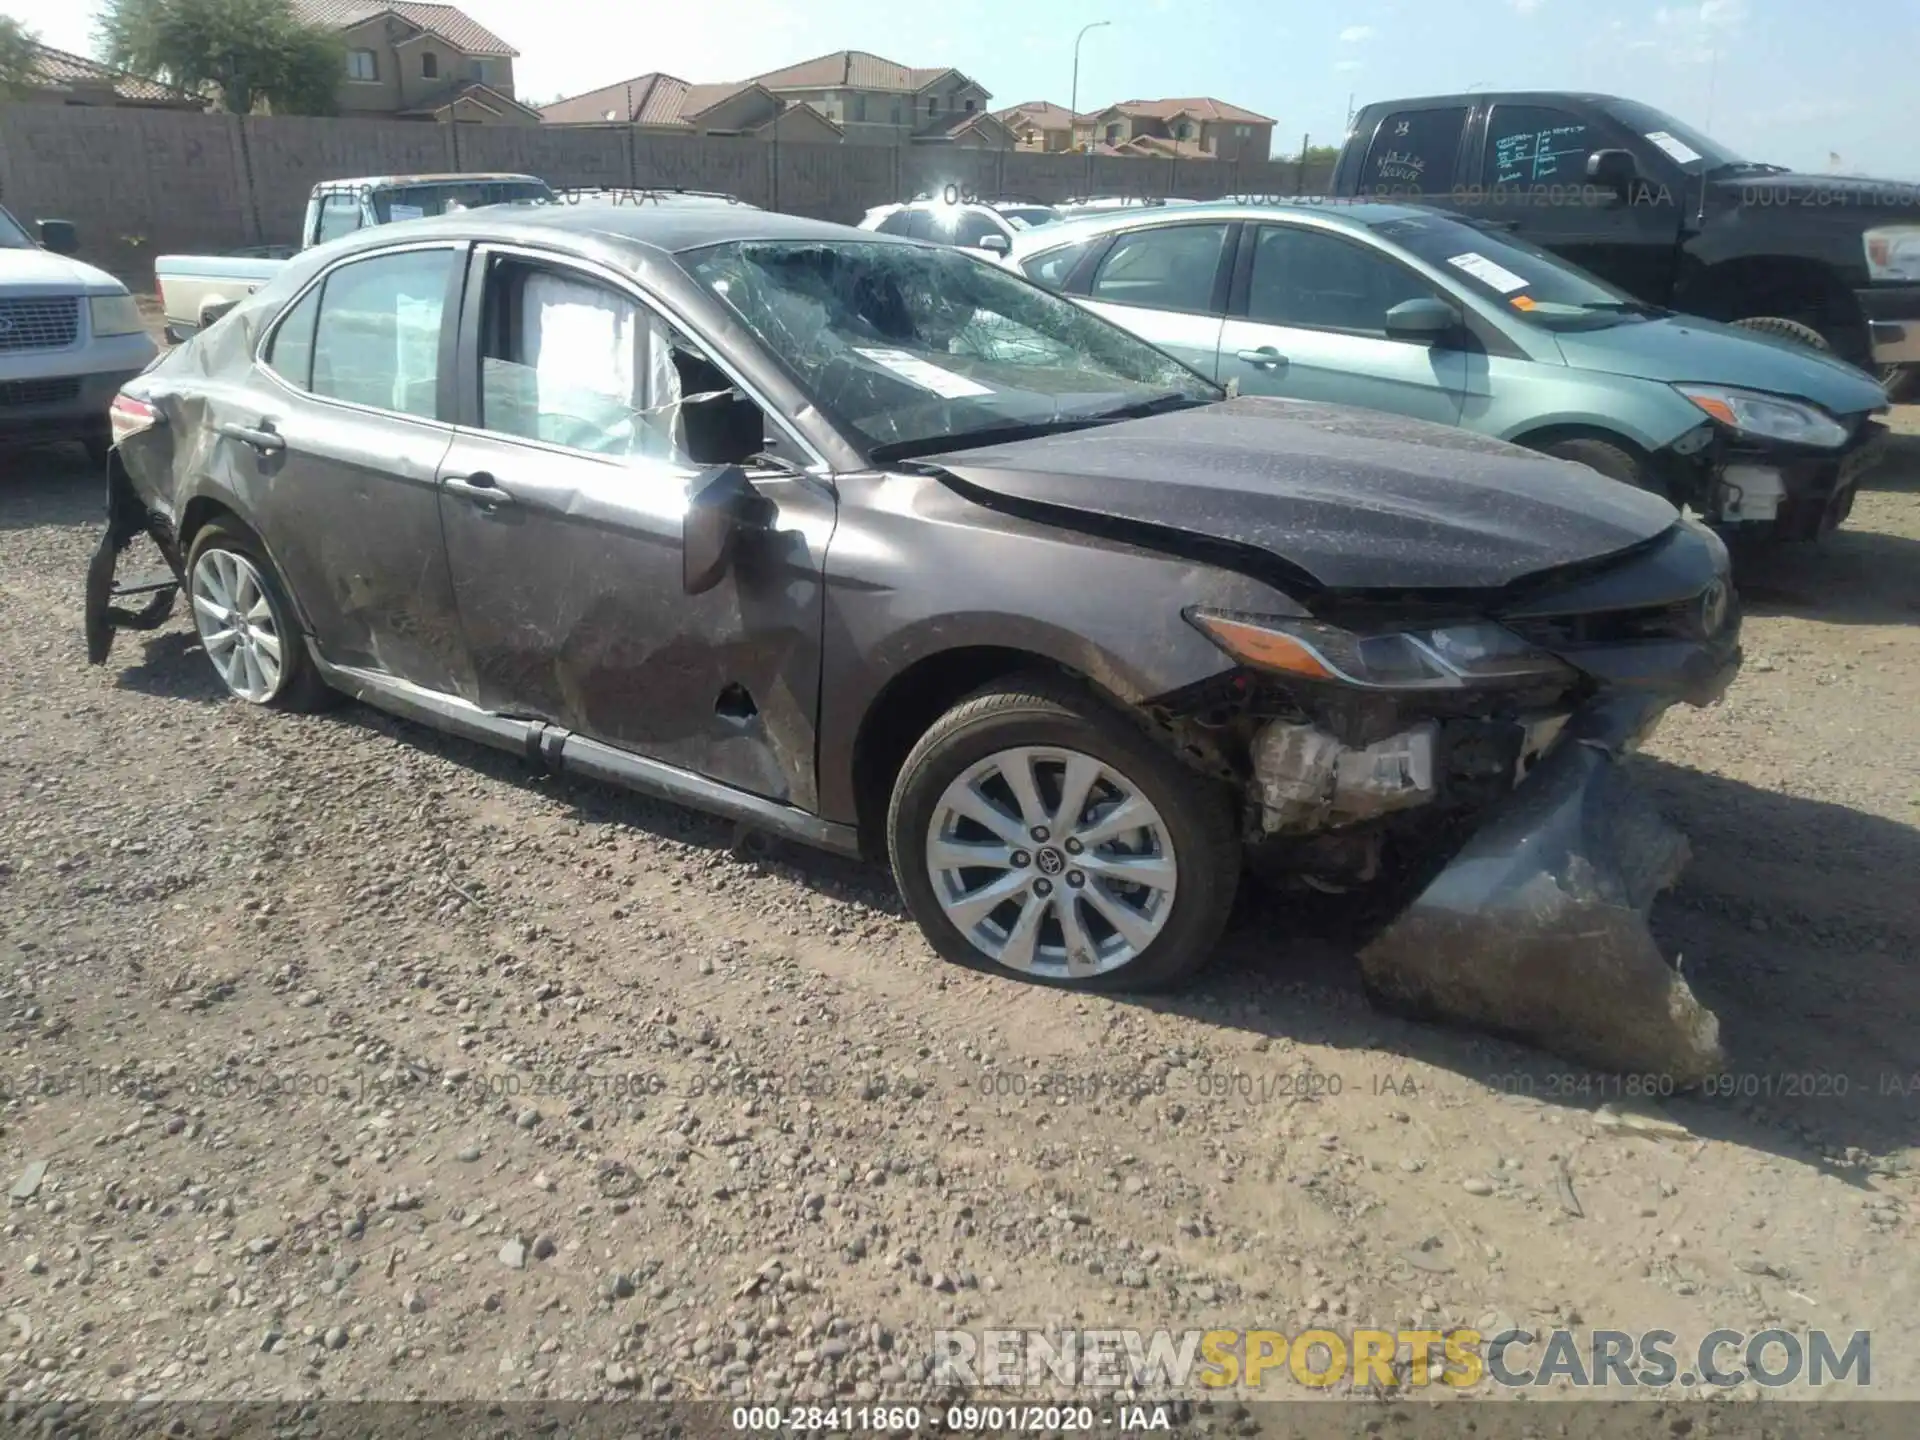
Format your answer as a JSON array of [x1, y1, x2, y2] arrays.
[[1358, 694, 1725, 1084]]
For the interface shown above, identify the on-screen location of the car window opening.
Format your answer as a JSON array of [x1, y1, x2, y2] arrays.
[[478, 259, 765, 467]]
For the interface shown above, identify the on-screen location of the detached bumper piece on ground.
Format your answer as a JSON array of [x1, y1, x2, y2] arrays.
[[1358, 695, 1724, 1085]]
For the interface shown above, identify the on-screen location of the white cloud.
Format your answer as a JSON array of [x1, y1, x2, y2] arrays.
[[1652, 0, 1749, 63], [1338, 24, 1376, 42], [1509, 0, 1545, 13]]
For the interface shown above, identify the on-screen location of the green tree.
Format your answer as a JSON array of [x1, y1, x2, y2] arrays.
[[0, 16, 44, 99], [94, 0, 344, 115]]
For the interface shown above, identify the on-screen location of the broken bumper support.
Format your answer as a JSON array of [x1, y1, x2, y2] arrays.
[[1357, 695, 1725, 1085]]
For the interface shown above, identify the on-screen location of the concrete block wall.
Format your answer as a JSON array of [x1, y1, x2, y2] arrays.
[[0, 103, 1333, 285]]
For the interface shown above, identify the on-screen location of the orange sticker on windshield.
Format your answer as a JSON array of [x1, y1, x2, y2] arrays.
[[1509, 295, 1537, 310]]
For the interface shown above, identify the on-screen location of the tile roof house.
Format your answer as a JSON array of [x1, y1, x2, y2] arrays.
[[8, 42, 204, 109], [289, 1, 541, 124], [996, 95, 1275, 161], [538, 72, 843, 143], [745, 50, 1014, 146]]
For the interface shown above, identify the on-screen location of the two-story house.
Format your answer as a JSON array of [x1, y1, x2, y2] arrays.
[[538, 72, 844, 143], [996, 96, 1274, 161], [290, 0, 541, 124], [746, 50, 1014, 147]]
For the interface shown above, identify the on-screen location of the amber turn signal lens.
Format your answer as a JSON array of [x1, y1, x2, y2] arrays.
[[1188, 613, 1336, 680]]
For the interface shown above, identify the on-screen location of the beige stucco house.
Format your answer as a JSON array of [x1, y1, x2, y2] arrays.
[[997, 95, 1275, 161], [538, 72, 843, 143], [290, 0, 541, 124]]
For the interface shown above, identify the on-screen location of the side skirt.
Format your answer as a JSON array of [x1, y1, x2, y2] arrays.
[[312, 657, 860, 858]]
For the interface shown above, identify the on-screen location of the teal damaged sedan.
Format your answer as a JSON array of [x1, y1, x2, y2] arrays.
[[1003, 201, 1891, 541]]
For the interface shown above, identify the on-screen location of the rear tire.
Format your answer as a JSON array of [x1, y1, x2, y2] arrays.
[[184, 519, 334, 712], [1730, 315, 1832, 352], [1539, 436, 1650, 489], [887, 675, 1240, 993]]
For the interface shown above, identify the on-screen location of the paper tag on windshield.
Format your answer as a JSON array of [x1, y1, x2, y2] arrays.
[[1446, 252, 1530, 294], [388, 203, 425, 222], [853, 347, 993, 399], [1644, 131, 1702, 165]]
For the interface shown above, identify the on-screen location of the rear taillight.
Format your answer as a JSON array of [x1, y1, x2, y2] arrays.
[[108, 393, 160, 448]]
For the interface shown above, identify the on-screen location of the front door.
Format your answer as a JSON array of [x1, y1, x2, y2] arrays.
[[233, 242, 469, 693], [1454, 102, 1684, 306], [1217, 221, 1467, 426], [1075, 220, 1236, 380], [435, 246, 835, 808]]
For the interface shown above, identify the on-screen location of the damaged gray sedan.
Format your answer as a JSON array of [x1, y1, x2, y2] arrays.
[[85, 205, 1741, 1080]]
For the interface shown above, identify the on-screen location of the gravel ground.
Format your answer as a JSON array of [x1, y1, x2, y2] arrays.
[[0, 404, 1915, 1412]]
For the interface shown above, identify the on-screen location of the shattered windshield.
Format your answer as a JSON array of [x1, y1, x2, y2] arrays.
[[682, 240, 1219, 460], [0, 205, 32, 249]]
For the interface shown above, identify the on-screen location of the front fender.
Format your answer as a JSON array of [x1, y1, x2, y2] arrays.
[[812, 472, 1297, 824]]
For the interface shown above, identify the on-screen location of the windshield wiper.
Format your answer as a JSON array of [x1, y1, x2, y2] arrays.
[[868, 416, 1115, 466], [1708, 160, 1789, 177], [1578, 300, 1669, 317], [1066, 390, 1212, 422]]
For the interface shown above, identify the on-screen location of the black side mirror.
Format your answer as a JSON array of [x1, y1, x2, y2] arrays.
[[37, 219, 79, 255], [1587, 149, 1638, 195], [1384, 296, 1462, 345], [683, 465, 770, 595]]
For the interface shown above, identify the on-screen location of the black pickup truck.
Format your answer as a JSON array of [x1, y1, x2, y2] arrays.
[[1332, 92, 1920, 397]]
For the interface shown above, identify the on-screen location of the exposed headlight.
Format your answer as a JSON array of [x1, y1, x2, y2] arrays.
[[1184, 609, 1576, 690], [88, 292, 146, 338], [1863, 224, 1920, 282], [1673, 384, 1849, 448]]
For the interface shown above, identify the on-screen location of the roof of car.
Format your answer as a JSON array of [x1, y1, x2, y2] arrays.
[[1004, 199, 1430, 251], [363, 203, 905, 255]]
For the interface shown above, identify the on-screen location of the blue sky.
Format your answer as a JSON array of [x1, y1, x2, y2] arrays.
[[6, 0, 1914, 175]]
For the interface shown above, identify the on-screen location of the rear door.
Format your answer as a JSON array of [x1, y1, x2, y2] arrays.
[[1075, 220, 1237, 378], [1350, 104, 1472, 202], [239, 241, 471, 692], [433, 244, 836, 807], [1217, 220, 1467, 425]]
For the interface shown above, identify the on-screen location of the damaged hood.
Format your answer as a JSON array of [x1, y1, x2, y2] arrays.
[[921, 396, 1679, 591]]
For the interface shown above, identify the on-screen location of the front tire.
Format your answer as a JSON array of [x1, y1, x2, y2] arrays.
[[185, 519, 333, 711], [1539, 436, 1649, 489], [1730, 315, 1832, 352], [887, 675, 1240, 992]]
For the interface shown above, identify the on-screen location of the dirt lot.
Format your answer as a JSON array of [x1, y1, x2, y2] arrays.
[[0, 402, 1916, 1417]]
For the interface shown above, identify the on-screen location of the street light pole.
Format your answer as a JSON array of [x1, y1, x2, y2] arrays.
[[1069, 20, 1110, 153]]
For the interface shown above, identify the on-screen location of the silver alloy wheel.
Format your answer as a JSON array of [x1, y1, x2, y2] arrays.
[[925, 744, 1179, 978], [189, 548, 284, 704]]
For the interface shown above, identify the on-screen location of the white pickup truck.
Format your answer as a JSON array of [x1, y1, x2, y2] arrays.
[[154, 172, 555, 341], [2, 202, 158, 463]]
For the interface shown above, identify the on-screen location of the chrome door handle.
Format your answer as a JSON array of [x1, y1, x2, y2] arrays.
[[217, 420, 284, 453], [444, 473, 514, 507], [1235, 347, 1286, 369]]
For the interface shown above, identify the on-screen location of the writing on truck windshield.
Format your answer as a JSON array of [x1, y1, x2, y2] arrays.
[[1371, 212, 1661, 330], [1603, 99, 1760, 174], [683, 240, 1218, 461], [371, 180, 556, 221]]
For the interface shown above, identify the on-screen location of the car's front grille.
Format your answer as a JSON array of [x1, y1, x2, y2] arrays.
[[0, 376, 81, 408], [0, 296, 82, 353], [1507, 587, 1734, 648]]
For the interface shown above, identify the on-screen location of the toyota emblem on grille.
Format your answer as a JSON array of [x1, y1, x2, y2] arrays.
[[1698, 579, 1729, 637]]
